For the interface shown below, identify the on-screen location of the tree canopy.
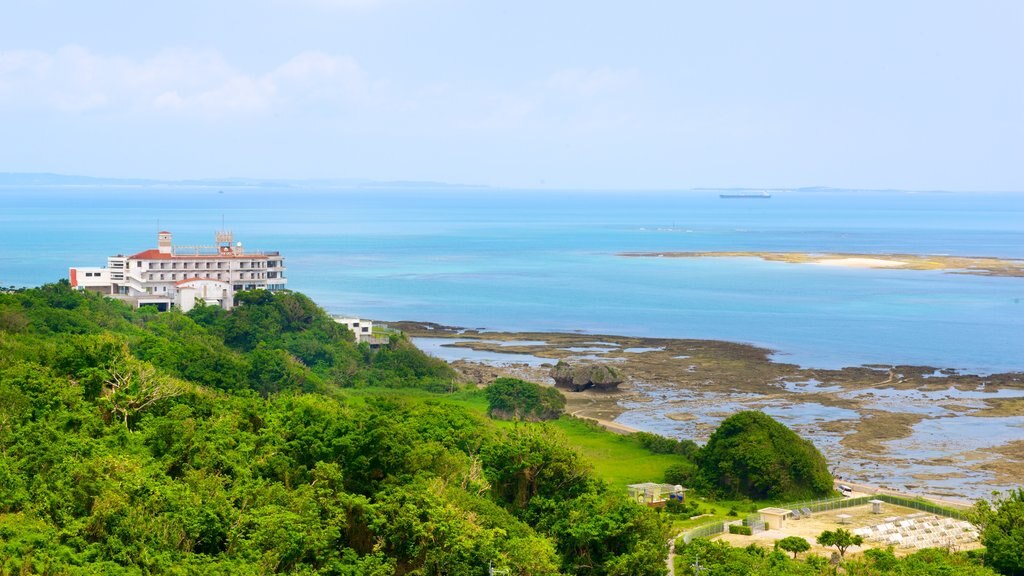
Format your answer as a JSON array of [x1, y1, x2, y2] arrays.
[[676, 538, 996, 576], [696, 411, 833, 500], [0, 283, 668, 575], [485, 377, 566, 422], [776, 536, 810, 559], [972, 488, 1024, 576], [816, 528, 863, 559]]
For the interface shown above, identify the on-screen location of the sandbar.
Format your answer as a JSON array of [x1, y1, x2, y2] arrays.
[[814, 257, 907, 268], [619, 251, 1024, 277]]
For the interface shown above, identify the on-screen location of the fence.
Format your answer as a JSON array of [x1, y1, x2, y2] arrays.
[[678, 494, 968, 545], [872, 494, 968, 521], [782, 494, 967, 520], [680, 521, 725, 544]]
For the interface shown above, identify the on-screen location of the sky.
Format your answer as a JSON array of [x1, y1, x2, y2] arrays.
[[1, 1, 1021, 190]]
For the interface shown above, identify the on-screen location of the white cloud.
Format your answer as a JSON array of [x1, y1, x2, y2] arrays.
[[271, 51, 369, 103], [0, 46, 369, 118]]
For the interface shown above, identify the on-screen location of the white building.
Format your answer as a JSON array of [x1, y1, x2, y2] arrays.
[[334, 317, 373, 342], [69, 231, 286, 312], [333, 317, 391, 346]]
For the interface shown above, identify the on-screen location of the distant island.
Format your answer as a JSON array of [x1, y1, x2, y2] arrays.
[[0, 171, 490, 190], [620, 251, 1024, 278]]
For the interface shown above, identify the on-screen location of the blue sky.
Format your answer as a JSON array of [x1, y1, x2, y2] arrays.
[[1, 1, 1021, 190]]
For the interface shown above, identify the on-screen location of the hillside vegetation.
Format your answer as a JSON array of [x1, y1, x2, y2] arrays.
[[0, 283, 666, 575]]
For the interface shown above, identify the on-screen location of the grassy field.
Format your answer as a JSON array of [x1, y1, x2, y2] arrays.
[[347, 387, 776, 533], [358, 388, 685, 487], [446, 390, 683, 484], [547, 417, 684, 486]]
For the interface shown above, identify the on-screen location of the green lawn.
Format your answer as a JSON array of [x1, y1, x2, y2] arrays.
[[447, 389, 687, 486], [386, 388, 687, 488], [347, 387, 773, 534], [547, 417, 685, 487]]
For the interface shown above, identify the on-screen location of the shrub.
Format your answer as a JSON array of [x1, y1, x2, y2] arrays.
[[485, 378, 565, 421], [664, 463, 693, 486], [633, 431, 699, 459], [729, 524, 753, 535]]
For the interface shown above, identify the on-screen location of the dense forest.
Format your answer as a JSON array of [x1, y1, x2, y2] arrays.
[[0, 283, 664, 575]]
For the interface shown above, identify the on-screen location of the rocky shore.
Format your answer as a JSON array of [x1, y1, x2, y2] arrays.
[[397, 321, 1024, 500]]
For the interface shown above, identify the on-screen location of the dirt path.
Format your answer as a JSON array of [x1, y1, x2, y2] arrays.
[[838, 480, 973, 510]]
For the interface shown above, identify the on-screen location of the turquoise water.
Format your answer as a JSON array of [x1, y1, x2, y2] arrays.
[[2, 187, 1023, 373]]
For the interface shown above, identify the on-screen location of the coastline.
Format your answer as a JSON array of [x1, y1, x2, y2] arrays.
[[400, 321, 1024, 501], [619, 251, 1024, 277]]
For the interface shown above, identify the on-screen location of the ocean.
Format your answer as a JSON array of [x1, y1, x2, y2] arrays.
[[3, 186, 1022, 374]]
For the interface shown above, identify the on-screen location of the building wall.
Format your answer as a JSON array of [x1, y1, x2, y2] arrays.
[[335, 317, 373, 343], [69, 267, 112, 292], [175, 279, 232, 312]]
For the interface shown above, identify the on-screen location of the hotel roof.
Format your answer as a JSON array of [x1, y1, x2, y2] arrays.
[[128, 248, 276, 260]]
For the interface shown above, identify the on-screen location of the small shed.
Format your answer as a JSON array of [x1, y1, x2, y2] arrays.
[[627, 483, 687, 507], [758, 507, 793, 530], [870, 499, 884, 514]]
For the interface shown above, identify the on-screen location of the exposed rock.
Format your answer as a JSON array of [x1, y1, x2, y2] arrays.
[[550, 361, 624, 392]]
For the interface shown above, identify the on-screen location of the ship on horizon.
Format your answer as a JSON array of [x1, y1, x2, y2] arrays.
[[720, 191, 771, 199]]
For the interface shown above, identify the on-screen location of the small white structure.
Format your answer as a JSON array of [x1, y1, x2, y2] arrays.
[[175, 278, 233, 311], [69, 267, 111, 291], [837, 513, 852, 525], [335, 317, 374, 343], [758, 507, 793, 530], [626, 483, 686, 507], [870, 499, 884, 514]]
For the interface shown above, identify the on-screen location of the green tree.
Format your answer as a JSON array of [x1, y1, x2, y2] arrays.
[[972, 488, 1024, 576], [776, 536, 810, 559], [485, 377, 566, 421], [697, 411, 833, 500], [816, 528, 863, 559], [100, 356, 188, 427], [482, 426, 592, 510]]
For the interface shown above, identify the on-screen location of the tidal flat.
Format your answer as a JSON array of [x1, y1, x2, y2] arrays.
[[401, 321, 1024, 501]]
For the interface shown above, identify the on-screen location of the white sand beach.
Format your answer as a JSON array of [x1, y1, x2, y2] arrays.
[[814, 257, 908, 268]]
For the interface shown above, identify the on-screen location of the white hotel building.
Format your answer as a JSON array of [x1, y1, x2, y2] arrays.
[[70, 231, 286, 312]]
